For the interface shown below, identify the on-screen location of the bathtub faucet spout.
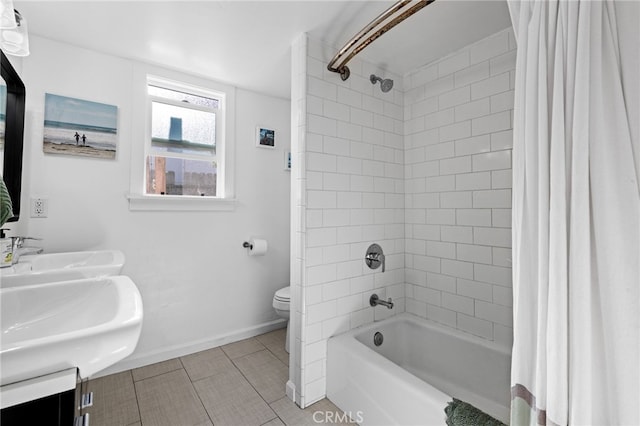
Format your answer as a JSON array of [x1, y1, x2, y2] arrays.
[[370, 294, 393, 309]]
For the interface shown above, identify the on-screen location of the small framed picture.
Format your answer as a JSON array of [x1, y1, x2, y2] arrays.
[[284, 151, 292, 171], [256, 126, 275, 149]]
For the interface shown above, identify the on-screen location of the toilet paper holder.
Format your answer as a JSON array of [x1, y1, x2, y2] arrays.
[[243, 238, 268, 256]]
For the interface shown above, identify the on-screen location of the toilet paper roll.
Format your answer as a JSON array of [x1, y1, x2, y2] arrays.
[[248, 238, 268, 256]]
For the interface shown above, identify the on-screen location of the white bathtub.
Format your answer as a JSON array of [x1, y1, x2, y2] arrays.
[[326, 313, 511, 425]]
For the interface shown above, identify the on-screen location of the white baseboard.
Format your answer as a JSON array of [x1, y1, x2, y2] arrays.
[[92, 319, 287, 379], [303, 394, 324, 409], [286, 380, 296, 402]]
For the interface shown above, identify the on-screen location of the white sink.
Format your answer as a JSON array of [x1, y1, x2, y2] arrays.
[[0, 250, 125, 287], [0, 276, 143, 386]]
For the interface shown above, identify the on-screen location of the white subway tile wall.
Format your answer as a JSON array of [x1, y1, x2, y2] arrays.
[[293, 28, 515, 407], [298, 38, 406, 406], [404, 28, 514, 347], [290, 33, 307, 407]]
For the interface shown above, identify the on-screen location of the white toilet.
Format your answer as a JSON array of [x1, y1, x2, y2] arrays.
[[272, 286, 290, 353]]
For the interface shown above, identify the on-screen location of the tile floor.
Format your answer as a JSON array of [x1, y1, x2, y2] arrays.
[[85, 328, 354, 426]]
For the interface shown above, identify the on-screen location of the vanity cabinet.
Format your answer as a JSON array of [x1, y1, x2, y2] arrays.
[[1, 388, 77, 425], [1, 368, 89, 426]]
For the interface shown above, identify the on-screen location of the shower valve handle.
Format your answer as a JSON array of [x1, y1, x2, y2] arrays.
[[365, 243, 385, 272]]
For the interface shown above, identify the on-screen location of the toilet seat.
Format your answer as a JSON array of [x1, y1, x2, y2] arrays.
[[272, 286, 291, 354], [274, 286, 290, 302], [273, 287, 290, 311]]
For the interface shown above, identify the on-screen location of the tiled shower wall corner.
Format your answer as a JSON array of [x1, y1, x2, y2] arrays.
[[403, 28, 515, 347], [290, 33, 307, 407], [298, 37, 407, 405], [291, 27, 516, 408]]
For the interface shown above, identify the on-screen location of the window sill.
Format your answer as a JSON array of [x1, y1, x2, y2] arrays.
[[127, 194, 237, 212]]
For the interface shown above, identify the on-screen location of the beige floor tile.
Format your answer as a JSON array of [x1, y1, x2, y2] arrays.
[[131, 358, 183, 382], [181, 347, 235, 382], [311, 398, 345, 413], [85, 329, 297, 425], [135, 369, 211, 426], [233, 349, 288, 403], [255, 328, 289, 366], [221, 337, 265, 359], [261, 418, 285, 426], [270, 397, 356, 426], [85, 371, 140, 426], [269, 397, 313, 426], [255, 328, 286, 348], [193, 367, 276, 426], [310, 399, 357, 425], [268, 345, 290, 366]]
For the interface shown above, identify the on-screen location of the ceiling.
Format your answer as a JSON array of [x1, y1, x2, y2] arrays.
[[15, 1, 512, 99]]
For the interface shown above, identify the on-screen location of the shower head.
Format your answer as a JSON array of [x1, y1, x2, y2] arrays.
[[370, 74, 394, 93]]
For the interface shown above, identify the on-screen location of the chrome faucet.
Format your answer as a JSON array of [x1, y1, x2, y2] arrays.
[[370, 293, 393, 309], [11, 236, 43, 264]]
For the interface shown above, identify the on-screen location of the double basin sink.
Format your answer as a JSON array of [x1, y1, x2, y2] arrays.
[[0, 250, 143, 387]]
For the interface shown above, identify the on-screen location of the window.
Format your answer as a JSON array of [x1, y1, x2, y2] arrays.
[[145, 77, 223, 197], [128, 67, 236, 212]]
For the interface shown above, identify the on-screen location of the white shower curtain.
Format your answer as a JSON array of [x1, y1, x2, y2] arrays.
[[508, 1, 639, 425]]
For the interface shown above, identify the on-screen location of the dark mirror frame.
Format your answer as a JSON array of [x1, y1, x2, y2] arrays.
[[1, 50, 26, 222]]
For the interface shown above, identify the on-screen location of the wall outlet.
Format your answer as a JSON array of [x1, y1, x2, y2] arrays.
[[31, 198, 48, 218]]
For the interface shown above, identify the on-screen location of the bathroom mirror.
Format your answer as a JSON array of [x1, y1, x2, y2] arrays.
[[0, 50, 26, 222], [1, 77, 5, 166]]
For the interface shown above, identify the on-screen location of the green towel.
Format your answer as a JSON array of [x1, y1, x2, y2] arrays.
[[0, 177, 13, 227], [445, 398, 506, 426]]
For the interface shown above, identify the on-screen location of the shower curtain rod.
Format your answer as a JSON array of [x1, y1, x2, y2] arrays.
[[327, 0, 434, 81]]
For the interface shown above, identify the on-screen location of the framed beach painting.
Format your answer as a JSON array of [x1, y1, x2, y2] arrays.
[[43, 93, 118, 159], [256, 126, 275, 149]]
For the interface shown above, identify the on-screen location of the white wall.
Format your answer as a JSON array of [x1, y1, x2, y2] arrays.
[[7, 35, 291, 373], [404, 28, 515, 347]]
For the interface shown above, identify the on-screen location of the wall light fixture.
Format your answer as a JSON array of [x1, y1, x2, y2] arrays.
[[0, 0, 16, 29], [0, 1, 29, 57]]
